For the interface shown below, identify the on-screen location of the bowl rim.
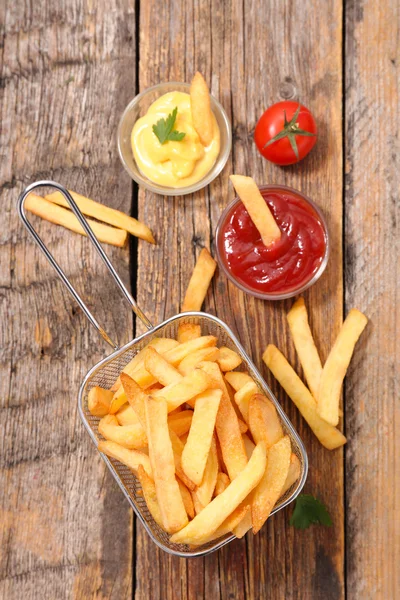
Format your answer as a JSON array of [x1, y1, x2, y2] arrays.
[[215, 184, 330, 301], [117, 81, 232, 196]]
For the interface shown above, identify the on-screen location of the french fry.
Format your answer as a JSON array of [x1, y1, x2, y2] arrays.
[[263, 345, 347, 450], [287, 297, 323, 400], [136, 465, 164, 528], [177, 323, 201, 343], [98, 414, 147, 449], [182, 248, 217, 312], [230, 175, 281, 246], [234, 381, 258, 424], [182, 390, 221, 486], [192, 437, 219, 513], [318, 309, 368, 426], [177, 479, 195, 519], [25, 193, 127, 247], [168, 410, 194, 437], [233, 508, 253, 539], [199, 361, 248, 481], [88, 386, 113, 417], [98, 440, 152, 478], [152, 368, 211, 412], [145, 396, 188, 533], [170, 442, 266, 545], [248, 394, 284, 448], [144, 347, 183, 386], [120, 373, 147, 428], [193, 503, 250, 545], [168, 428, 196, 491], [115, 404, 141, 426], [217, 347, 242, 372], [251, 435, 291, 534], [215, 472, 230, 496], [224, 371, 255, 392], [238, 418, 248, 434], [280, 453, 301, 497], [190, 71, 214, 146], [178, 347, 220, 376], [242, 434, 256, 460], [45, 189, 155, 244]]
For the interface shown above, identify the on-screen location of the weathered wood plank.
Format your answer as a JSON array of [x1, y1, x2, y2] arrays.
[[345, 1, 399, 598], [0, 2, 137, 598], [136, 0, 344, 598]]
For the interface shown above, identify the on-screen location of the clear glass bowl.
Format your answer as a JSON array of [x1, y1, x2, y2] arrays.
[[215, 185, 330, 301], [117, 82, 232, 196]]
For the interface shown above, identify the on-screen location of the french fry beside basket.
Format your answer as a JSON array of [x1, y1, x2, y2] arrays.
[[230, 175, 281, 246], [25, 194, 127, 247], [45, 189, 155, 244], [182, 248, 217, 312]]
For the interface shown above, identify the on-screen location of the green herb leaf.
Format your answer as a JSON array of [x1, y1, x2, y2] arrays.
[[152, 107, 186, 145], [289, 494, 332, 529]]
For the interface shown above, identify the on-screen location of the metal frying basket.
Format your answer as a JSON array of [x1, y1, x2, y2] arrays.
[[18, 181, 308, 557]]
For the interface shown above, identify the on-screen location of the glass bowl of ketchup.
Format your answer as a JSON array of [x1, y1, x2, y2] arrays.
[[215, 185, 329, 300]]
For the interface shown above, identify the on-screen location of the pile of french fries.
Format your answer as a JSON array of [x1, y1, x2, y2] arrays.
[[89, 324, 301, 545]]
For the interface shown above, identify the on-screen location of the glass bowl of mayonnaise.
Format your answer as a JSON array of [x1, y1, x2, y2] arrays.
[[117, 82, 232, 196]]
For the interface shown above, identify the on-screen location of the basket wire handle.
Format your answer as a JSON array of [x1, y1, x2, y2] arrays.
[[17, 180, 153, 349]]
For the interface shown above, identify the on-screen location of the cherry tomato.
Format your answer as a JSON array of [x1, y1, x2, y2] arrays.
[[254, 101, 317, 166]]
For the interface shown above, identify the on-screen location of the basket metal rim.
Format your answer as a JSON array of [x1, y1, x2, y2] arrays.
[[77, 311, 308, 557]]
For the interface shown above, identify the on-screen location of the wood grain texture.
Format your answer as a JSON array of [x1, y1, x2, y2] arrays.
[[345, 1, 399, 598], [136, 0, 344, 598], [0, 1, 136, 598]]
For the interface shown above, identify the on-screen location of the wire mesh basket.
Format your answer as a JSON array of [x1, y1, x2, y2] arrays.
[[18, 181, 308, 557]]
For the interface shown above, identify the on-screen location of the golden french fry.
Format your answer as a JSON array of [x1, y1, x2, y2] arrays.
[[242, 433, 256, 460], [287, 297, 323, 400], [229, 175, 281, 246], [98, 414, 147, 449], [224, 371, 255, 392], [178, 347, 220, 376], [248, 394, 284, 449], [98, 440, 152, 478], [263, 345, 347, 450], [120, 373, 147, 428], [136, 465, 164, 527], [168, 410, 194, 437], [234, 381, 258, 424], [115, 404, 141, 426], [177, 323, 201, 343], [217, 347, 242, 372], [192, 437, 219, 513], [233, 508, 253, 539], [88, 386, 113, 417], [280, 453, 301, 497], [182, 248, 217, 312], [181, 390, 221, 486], [153, 368, 211, 412], [168, 428, 196, 491], [193, 503, 250, 545], [170, 442, 266, 545], [252, 435, 291, 534], [177, 479, 195, 519], [190, 71, 214, 146], [215, 472, 230, 496], [199, 361, 248, 480], [145, 396, 188, 533], [238, 418, 248, 434], [144, 347, 183, 386], [26, 193, 128, 247], [45, 189, 155, 244], [318, 309, 368, 426]]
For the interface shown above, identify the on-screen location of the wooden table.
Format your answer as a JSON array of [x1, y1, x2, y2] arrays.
[[1, 1, 398, 598]]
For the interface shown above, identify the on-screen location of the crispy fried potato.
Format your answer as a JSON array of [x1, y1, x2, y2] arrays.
[[98, 414, 147, 449], [280, 453, 301, 497], [145, 396, 188, 533], [229, 175, 281, 246], [242, 433, 256, 460], [120, 373, 147, 428], [199, 362, 248, 480], [168, 428, 196, 491], [98, 440, 152, 478], [192, 437, 219, 513], [178, 347, 220, 376], [170, 442, 266, 545], [215, 472, 230, 496], [248, 394, 284, 449], [234, 381, 258, 424], [238, 418, 248, 434], [193, 503, 250, 545], [153, 368, 211, 412], [263, 345, 347, 450], [233, 508, 253, 539], [115, 404, 141, 426], [177, 323, 201, 343], [182, 248, 217, 312], [168, 410, 194, 437], [144, 347, 182, 386], [190, 71, 214, 146], [251, 435, 291, 534], [287, 297, 323, 399], [224, 371, 255, 392], [136, 465, 164, 527], [318, 309, 368, 425], [181, 390, 221, 486], [217, 347, 242, 372], [177, 479, 195, 519], [88, 386, 113, 417]]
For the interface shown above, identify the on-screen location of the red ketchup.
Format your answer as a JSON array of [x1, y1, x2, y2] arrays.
[[218, 188, 327, 295]]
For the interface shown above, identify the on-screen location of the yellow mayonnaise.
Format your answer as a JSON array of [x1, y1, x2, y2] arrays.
[[131, 92, 220, 188]]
